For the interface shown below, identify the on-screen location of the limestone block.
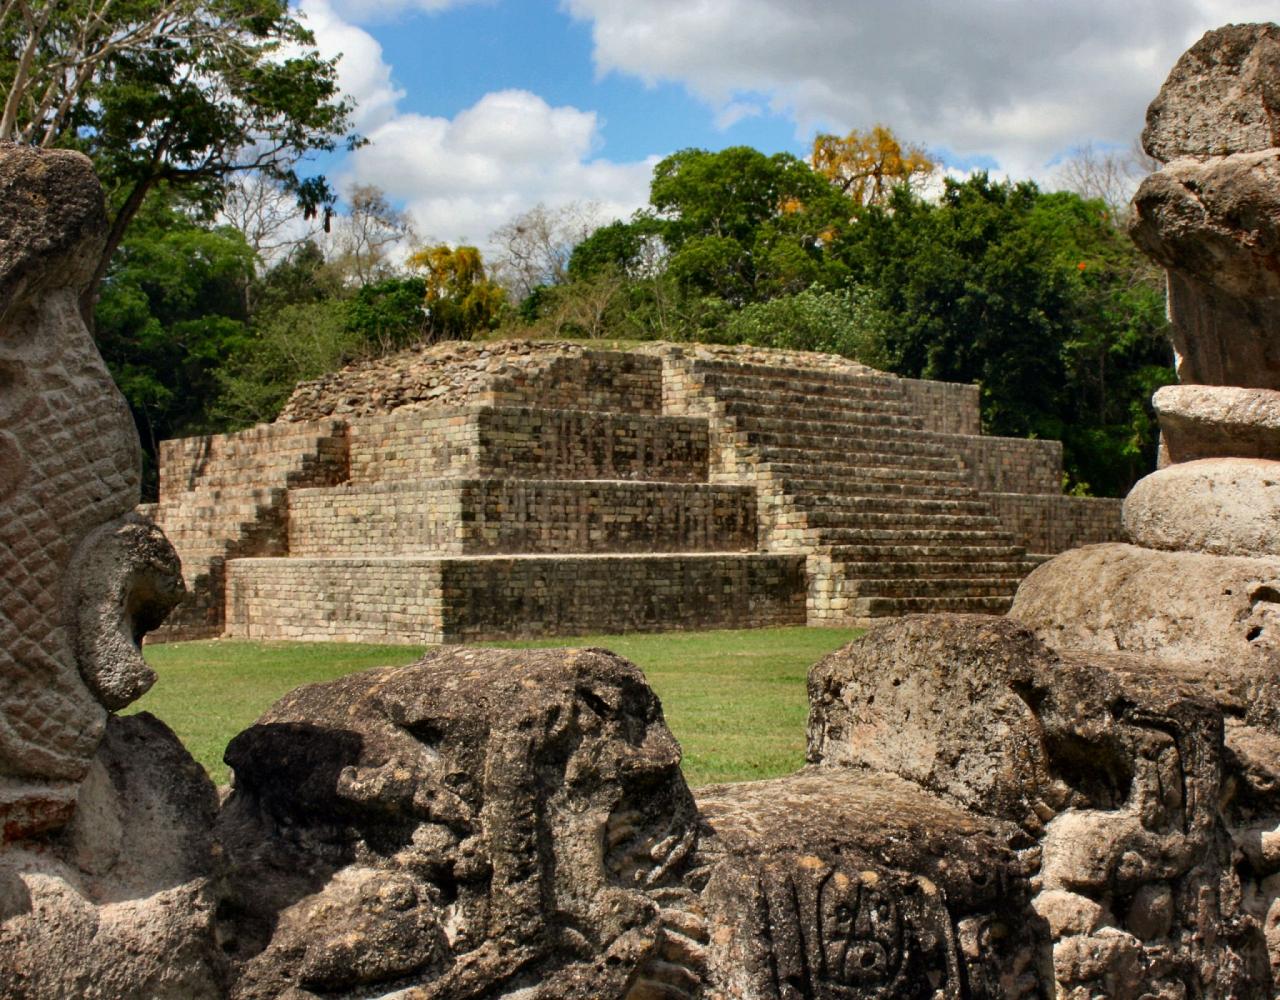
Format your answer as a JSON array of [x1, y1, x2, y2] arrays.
[[0, 715, 221, 999], [1123, 457, 1280, 556], [1155, 383, 1280, 462], [1010, 543, 1280, 674], [805, 613, 1266, 995], [694, 767, 1043, 997], [0, 143, 182, 837], [1141, 23, 1280, 162]]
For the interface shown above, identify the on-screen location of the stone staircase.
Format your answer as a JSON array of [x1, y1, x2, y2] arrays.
[[147, 421, 348, 640], [669, 355, 1045, 622]]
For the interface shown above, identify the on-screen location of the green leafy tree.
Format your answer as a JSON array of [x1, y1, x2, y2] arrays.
[[94, 191, 256, 491], [836, 174, 1171, 495], [344, 276, 430, 353]]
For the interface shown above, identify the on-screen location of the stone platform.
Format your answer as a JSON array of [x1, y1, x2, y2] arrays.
[[146, 341, 1122, 642]]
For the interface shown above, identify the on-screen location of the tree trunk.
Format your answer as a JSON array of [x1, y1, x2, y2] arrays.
[[81, 176, 155, 329]]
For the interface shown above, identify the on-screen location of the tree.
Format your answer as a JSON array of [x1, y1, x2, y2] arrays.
[[327, 184, 417, 285], [812, 125, 935, 207], [221, 172, 320, 266], [408, 243, 506, 340], [94, 189, 256, 491], [835, 174, 1172, 495], [0, 0, 354, 311], [1054, 141, 1156, 226], [489, 201, 604, 301], [646, 146, 852, 306]]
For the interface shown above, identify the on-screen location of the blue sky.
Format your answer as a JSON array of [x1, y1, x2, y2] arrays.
[[300, 0, 1276, 250]]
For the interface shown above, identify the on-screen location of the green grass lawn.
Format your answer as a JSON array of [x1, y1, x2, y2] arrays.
[[132, 626, 863, 788]]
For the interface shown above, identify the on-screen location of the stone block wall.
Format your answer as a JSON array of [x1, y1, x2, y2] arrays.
[[151, 340, 1124, 642], [985, 493, 1126, 556], [899, 378, 981, 435], [288, 480, 758, 557], [159, 419, 348, 496], [952, 434, 1064, 494], [225, 553, 807, 644], [486, 351, 663, 415], [436, 554, 806, 642], [225, 557, 446, 643], [348, 407, 710, 484]]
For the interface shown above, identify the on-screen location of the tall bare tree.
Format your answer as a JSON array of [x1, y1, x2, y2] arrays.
[[489, 201, 604, 301], [327, 184, 417, 284]]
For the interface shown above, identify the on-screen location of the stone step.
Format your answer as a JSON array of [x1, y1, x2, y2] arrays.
[[835, 558, 1037, 579], [739, 429, 961, 462], [798, 495, 994, 517], [843, 576, 1023, 599], [223, 552, 807, 644], [825, 541, 1027, 561], [781, 479, 980, 501], [805, 510, 1006, 533], [815, 525, 1018, 546], [762, 462, 969, 486], [756, 448, 963, 475], [723, 405, 924, 434], [706, 381, 911, 412], [287, 479, 758, 557], [691, 358, 902, 393], [851, 595, 1015, 616]]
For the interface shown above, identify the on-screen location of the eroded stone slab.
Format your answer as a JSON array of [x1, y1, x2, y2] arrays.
[[1155, 383, 1280, 463], [1124, 457, 1280, 556], [1129, 150, 1280, 389], [1010, 542, 1280, 672], [804, 614, 1269, 997]]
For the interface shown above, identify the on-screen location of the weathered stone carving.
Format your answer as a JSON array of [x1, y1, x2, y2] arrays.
[[0, 143, 184, 836], [217, 646, 702, 998], [0, 144, 212, 997], [1129, 23, 1280, 391], [1004, 21, 1280, 993]]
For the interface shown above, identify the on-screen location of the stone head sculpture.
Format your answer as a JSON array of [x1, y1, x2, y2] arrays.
[[219, 645, 699, 998], [0, 144, 182, 840]]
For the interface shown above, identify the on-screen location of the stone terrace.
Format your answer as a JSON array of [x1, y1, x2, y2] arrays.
[[146, 341, 1122, 643]]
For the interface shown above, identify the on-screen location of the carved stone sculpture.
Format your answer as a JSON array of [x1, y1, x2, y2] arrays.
[[0, 144, 214, 997], [0, 142, 184, 838]]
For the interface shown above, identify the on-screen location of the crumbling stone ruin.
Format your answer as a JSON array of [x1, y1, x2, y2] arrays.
[[146, 337, 1119, 645], [4, 21, 1280, 999]]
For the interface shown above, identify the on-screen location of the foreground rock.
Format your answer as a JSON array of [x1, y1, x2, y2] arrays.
[[218, 646, 701, 999], [1010, 543, 1280, 672], [1129, 23, 1280, 391], [804, 614, 1269, 997]]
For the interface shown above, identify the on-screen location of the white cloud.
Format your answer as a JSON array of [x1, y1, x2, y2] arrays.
[[563, 0, 1274, 182], [346, 90, 656, 249], [299, 0, 404, 133], [301, 2, 654, 253]]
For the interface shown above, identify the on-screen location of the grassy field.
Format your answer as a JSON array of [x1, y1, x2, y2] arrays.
[[131, 626, 863, 787]]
